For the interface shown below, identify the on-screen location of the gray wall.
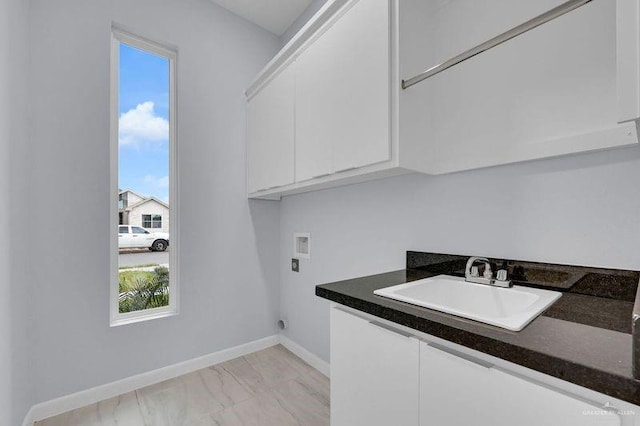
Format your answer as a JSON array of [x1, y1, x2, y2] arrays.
[[2, 0, 32, 423], [15, 0, 640, 421], [0, 1, 12, 424], [280, 0, 329, 45], [28, 0, 281, 404], [279, 148, 640, 362]]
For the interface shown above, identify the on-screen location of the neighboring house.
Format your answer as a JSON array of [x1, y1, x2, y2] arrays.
[[118, 189, 170, 234]]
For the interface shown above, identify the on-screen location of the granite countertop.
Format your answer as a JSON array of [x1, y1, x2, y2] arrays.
[[316, 252, 640, 405]]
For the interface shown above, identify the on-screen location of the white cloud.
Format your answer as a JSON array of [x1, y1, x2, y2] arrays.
[[119, 102, 169, 146], [143, 174, 169, 188]]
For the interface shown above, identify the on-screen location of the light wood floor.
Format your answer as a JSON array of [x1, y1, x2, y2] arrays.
[[35, 345, 330, 426]]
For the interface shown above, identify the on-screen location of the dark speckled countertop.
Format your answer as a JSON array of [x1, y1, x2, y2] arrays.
[[316, 252, 640, 405]]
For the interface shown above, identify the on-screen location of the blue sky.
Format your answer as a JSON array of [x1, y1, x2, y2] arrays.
[[118, 43, 170, 203]]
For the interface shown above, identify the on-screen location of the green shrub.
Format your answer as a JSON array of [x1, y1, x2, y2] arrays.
[[119, 271, 154, 293], [118, 267, 170, 313]]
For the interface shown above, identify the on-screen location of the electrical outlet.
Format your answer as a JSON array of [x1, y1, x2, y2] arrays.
[[291, 258, 299, 272]]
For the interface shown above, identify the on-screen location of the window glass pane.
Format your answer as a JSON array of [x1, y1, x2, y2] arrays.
[[117, 40, 172, 316], [119, 226, 129, 234]]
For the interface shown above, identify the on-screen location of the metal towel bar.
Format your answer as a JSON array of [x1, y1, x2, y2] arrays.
[[401, 0, 593, 90]]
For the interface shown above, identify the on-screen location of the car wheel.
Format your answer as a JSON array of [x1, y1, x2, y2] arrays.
[[152, 240, 168, 252]]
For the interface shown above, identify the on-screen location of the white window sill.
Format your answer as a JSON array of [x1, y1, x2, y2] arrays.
[[110, 307, 179, 327]]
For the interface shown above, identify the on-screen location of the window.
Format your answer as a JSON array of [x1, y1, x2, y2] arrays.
[[132, 226, 149, 234], [110, 28, 178, 326], [119, 192, 128, 209], [142, 214, 162, 229]]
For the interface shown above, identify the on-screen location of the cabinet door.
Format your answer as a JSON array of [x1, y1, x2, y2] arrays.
[[331, 307, 419, 426], [401, 0, 637, 174], [247, 65, 295, 193], [420, 341, 620, 426], [296, 0, 391, 182]]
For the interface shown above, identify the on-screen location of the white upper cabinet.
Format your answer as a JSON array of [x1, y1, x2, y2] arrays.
[[247, 65, 295, 193], [296, 0, 390, 181], [246, 0, 640, 199], [617, 0, 640, 123], [399, 0, 638, 174], [294, 41, 334, 181]]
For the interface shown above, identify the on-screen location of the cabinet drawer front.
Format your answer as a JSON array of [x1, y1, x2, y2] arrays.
[[331, 308, 419, 426], [491, 367, 621, 426], [420, 342, 497, 426], [420, 341, 621, 426]]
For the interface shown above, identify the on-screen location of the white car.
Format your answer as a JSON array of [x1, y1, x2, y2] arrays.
[[118, 225, 169, 251]]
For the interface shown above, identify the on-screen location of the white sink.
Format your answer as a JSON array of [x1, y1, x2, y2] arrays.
[[373, 275, 561, 331]]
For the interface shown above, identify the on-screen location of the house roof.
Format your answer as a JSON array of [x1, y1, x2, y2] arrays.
[[119, 189, 146, 199], [125, 196, 169, 211]]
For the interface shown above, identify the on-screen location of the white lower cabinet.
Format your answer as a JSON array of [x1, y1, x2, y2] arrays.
[[419, 341, 620, 426], [331, 306, 633, 426], [330, 307, 419, 426]]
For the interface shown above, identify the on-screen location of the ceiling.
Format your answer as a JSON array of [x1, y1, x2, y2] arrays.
[[210, 0, 313, 36]]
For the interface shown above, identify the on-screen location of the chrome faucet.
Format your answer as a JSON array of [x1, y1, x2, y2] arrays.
[[465, 257, 512, 288]]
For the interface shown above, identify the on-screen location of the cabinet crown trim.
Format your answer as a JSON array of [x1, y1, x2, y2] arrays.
[[246, 0, 352, 99]]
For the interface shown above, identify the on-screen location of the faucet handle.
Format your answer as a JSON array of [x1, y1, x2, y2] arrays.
[[470, 266, 479, 277], [496, 269, 508, 281], [483, 264, 493, 279]]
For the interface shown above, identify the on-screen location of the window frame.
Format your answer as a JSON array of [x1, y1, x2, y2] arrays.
[[110, 28, 179, 327]]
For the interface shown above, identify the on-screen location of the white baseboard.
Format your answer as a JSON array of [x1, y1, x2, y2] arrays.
[[21, 408, 34, 426], [279, 334, 330, 378], [22, 333, 331, 426], [22, 335, 280, 426]]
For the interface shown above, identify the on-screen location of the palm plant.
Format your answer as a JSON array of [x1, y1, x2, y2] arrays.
[[119, 267, 169, 313]]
